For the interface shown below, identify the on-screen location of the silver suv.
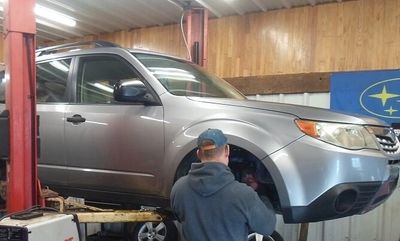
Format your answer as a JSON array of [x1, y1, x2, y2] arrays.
[[0, 41, 399, 223]]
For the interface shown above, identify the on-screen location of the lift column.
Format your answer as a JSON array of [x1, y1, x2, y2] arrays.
[[185, 7, 208, 66], [4, 0, 38, 212]]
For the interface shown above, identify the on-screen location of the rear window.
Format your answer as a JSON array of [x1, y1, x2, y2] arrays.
[[37, 59, 71, 103], [0, 59, 71, 104]]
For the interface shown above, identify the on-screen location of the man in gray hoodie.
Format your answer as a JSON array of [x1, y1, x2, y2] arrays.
[[170, 128, 276, 241]]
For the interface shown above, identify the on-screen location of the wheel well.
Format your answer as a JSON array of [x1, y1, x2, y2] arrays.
[[174, 145, 282, 212]]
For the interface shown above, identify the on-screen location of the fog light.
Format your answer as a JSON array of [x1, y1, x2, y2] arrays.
[[334, 190, 357, 213]]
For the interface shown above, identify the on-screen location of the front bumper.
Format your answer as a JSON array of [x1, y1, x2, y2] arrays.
[[267, 135, 400, 223], [281, 165, 399, 223]]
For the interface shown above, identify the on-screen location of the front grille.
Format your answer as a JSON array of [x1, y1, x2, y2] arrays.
[[369, 126, 400, 155], [376, 136, 399, 154]]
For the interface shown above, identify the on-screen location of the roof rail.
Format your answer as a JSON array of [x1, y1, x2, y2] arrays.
[[36, 40, 121, 57]]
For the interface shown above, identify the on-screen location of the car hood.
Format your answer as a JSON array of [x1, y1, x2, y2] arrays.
[[187, 97, 387, 126]]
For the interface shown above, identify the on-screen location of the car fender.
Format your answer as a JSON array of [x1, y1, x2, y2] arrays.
[[160, 118, 288, 197]]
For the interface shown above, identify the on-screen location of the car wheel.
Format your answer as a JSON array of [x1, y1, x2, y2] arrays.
[[131, 220, 178, 241], [175, 150, 199, 181], [248, 231, 284, 241]]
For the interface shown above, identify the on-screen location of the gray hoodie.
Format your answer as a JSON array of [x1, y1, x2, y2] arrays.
[[171, 162, 276, 241]]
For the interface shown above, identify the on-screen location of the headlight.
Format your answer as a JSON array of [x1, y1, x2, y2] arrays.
[[295, 119, 379, 150]]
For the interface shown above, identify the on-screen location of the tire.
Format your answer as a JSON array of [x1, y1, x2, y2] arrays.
[[174, 150, 199, 181], [248, 231, 284, 241], [130, 220, 178, 241]]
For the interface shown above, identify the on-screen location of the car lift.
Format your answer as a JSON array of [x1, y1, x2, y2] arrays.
[[0, 1, 291, 241], [44, 195, 162, 224], [1, 0, 166, 240]]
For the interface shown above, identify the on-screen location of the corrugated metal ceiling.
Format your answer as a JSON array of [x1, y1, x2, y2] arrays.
[[0, 0, 351, 42]]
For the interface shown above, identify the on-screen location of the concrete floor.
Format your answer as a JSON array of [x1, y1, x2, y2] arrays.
[[87, 232, 125, 241]]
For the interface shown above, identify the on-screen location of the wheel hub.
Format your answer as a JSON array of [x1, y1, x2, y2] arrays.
[[148, 230, 156, 239]]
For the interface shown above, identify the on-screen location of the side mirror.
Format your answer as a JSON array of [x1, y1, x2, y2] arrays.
[[114, 80, 157, 105]]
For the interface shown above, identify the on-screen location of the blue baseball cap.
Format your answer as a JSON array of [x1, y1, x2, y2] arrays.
[[197, 128, 228, 151]]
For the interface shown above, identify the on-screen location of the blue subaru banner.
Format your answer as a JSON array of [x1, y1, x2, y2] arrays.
[[330, 70, 400, 127]]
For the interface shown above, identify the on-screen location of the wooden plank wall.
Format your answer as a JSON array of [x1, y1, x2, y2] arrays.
[[208, 0, 400, 78], [40, 24, 187, 59], [2, 0, 400, 81], [225, 73, 331, 95]]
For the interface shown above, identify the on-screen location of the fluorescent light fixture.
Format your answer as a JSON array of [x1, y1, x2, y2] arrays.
[[0, 2, 76, 27], [50, 61, 69, 72], [34, 4, 76, 27]]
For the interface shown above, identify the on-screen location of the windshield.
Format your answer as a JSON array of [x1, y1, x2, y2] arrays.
[[133, 53, 245, 99]]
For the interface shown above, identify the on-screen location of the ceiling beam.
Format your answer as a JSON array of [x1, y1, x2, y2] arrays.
[[0, 21, 58, 43], [70, 19, 113, 34], [41, 0, 75, 12], [78, 0, 135, 30], [72, 24, 99, 36], [251, 0, 267, 11], [37, 27, 70, 40], [36, 33, 59, 42], [100, 0, 160, 28], [41, 0, 120, 32], [36, 19, 84, 37], [166, 0, 184, 11], [39, 0, 116, 32], [194, 0, 222, 18], [1, 2, 99, 37], [280, 0, 292, 9], [137, 0, 179, 24], [225, 1, 245, 15], [307, 0, 317, 6]]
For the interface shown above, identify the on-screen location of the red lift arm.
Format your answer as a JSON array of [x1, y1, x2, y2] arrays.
[[4, 0, 38, 212]]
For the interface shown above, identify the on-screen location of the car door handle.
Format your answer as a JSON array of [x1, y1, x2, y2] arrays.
[[66, 114, 86, 124]]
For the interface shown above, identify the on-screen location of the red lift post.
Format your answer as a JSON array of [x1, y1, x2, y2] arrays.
[[185, 7, 208, 67], [4, 0, 38, 212]]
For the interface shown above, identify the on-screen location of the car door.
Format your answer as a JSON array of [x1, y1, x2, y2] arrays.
[[65, 54, 164, 196], [36, 58, 74, 187]]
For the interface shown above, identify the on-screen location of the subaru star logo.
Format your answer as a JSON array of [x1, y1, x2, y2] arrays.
[[359, 78, 400, 119]]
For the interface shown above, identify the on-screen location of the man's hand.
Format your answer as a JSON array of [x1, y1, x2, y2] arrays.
[[244, 174, 258, 190]]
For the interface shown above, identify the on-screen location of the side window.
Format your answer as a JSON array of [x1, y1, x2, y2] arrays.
[[77, 55, 142, 104], [37, 59, 71, 103]]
